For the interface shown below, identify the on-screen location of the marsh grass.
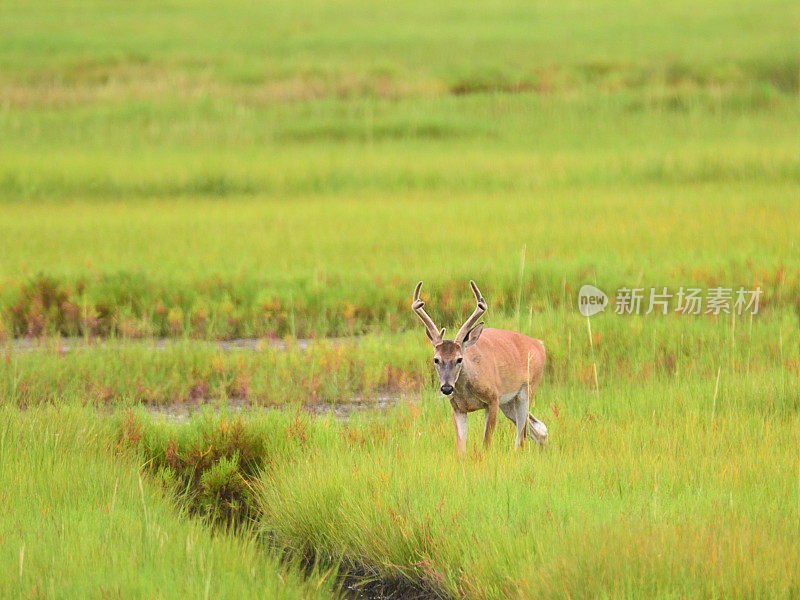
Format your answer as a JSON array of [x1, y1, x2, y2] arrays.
[[257, 381, 800, 599], [116, 407, 322, 528], [2, 0, 797, 99], [0, 404, 335, 599], [111, 373, 800, 599], [0, 335, 425, 406], [1, 0, 799, 340], [2, 183, 798, 338], [1, 0, 799, 596], [2, 303, 798, 408]]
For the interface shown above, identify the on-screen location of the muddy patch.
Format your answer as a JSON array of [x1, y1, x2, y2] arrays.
[[281, 545, 447, 600], [338, 563, 447, 600]]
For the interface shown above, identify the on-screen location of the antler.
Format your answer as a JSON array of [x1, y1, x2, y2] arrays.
[[412, 281, 444, 344], [455, 280, 487, 344]]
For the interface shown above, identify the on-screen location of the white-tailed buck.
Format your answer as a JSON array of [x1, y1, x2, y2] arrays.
[[412, 280, 548, 453]]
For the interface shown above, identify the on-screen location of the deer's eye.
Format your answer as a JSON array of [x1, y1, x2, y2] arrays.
[[456, 358, 462, 364], [433, 358, 439, 364]]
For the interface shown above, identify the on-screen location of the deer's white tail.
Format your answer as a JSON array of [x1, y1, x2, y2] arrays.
[[527, 414, 548, 446]]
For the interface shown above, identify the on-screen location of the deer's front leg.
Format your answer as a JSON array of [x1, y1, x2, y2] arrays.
[[452, 408, 468, 455], [483, 401, 498, 449]]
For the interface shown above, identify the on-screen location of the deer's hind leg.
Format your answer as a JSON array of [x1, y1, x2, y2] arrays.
[[498, 389, 529, 450]]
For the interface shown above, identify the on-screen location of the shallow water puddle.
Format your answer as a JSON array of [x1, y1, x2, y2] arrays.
[[6, 336, 357, 353], [144, 394, 402, 423]]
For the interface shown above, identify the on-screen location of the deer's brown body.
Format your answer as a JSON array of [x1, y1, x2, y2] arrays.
[[412, 281, 548, 453], [448, 328, 544, 411]]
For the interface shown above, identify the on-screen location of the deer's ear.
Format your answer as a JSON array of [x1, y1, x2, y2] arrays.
[[462, 322, 484, 349]]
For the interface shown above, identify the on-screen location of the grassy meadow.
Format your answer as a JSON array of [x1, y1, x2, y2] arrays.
[[2, 0, 799, 597], [259, 384, 800, 599], [0, 405, 335, 599], [2, 0, 799, 339]]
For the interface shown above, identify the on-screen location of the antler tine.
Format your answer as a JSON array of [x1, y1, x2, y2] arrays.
[[455, 280, 487, 344], [412, 281, 443, 343]]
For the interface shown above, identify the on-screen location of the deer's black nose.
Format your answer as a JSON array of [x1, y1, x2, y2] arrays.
[[440, 384, 454, 395]]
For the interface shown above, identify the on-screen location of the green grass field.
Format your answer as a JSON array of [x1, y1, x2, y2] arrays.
[[2, 0, 799, 339], [259, 389, 800, 599], [2, 0, 799, 597], [0, 405, 335, 599]]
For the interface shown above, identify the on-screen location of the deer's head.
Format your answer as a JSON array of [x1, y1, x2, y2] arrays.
[[412, 280, 487, 395]]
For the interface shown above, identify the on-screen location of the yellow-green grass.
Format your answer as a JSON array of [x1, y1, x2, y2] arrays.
[[257, 381, 800, 599], [2, 0, 796, 94], [3, 303, 798, 407], [1, 335, 424, 406], [2, 0, 799, 596], [1, 0, 798, 339], [109, 355, 799, 600], [2, 186, 799, 339], [0, 404, 336, 599]]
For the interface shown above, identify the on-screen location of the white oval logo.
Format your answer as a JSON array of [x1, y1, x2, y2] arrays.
[[578, 285, 608, 317]]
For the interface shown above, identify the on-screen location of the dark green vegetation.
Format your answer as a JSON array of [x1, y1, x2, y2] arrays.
[[2, 0, 799, 597]]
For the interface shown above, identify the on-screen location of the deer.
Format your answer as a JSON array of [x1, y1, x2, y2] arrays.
[[412, 280, 548, 453]]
